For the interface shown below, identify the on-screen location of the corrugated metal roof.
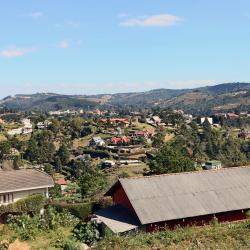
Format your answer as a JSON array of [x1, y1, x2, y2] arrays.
[[0, 169, 54, 194], [94, 204, 139, 233], [118, 167, 250, 225]]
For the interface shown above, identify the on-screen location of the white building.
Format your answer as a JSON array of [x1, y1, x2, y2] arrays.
[[89, 137, 105, 147], [203, 160, 222, 170], [0, 169, 54, 206], [200, 117, 213, 125]]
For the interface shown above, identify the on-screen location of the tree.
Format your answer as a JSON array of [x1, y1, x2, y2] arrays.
[[44, 163, 54, 176], [76, 161, 107, 198], [152, 126, 166, 148], [24, 139, 40, 162], [149, 143, 195, 174], [0, 141, 11, 159], [55, 157, 63, 173], [57, 144, 70, 165]]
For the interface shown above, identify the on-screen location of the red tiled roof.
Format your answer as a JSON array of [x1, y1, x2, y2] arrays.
[[55, 177, 67, 185]]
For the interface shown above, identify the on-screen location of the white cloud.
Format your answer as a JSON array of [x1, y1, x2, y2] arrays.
[[118, 13, 129, 18], [30, 12, 44, 19], [120, 14, 182, 27], [57, 40, 70, 49], [0, 47, 35, 58]]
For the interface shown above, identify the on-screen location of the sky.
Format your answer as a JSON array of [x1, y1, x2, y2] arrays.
[[0, 0, 250, 97]]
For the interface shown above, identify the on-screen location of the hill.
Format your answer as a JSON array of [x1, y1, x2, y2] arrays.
[[1, 82, 250, 114], [0, 93, 102, 111]]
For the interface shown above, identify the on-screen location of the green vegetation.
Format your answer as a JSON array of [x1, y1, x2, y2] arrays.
[[72, 221, 100, 245], [0, 194, 45, 216], [96, 221, 250, 249]]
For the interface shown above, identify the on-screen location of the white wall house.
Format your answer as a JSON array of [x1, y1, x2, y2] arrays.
[[0, 169, 54, 206]]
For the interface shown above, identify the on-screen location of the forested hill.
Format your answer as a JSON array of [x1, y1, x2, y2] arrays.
[[1, 82, 250, 114]]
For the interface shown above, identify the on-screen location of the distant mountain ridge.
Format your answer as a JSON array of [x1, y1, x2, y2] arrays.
[[1, 82, 250, 115]]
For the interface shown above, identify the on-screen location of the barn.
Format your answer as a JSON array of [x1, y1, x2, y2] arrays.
[[94, 167, 250, 233]]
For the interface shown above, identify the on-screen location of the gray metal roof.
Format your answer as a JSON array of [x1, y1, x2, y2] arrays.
[[0, 169, 54, 194], [117, 167, 250, 225], [94, 204, 139, 233]]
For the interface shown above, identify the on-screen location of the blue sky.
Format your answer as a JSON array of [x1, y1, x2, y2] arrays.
[[0, 0, 250, 97]]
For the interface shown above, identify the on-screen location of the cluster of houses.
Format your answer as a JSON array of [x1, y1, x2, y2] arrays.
[[7, 118, 33, 136]]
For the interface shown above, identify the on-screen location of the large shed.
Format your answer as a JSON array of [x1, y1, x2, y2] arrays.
[[100, 167, 250, 233]]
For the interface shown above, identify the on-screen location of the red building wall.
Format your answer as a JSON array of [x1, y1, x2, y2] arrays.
[[146, 209, 247, 232], [112, 185, 134, 210]]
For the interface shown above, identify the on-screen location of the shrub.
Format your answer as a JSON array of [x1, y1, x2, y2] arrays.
[[0, 194, 46, 216], [8, 214, 41, 240], [41, 206, 78, 230], [72, 221, 100, 245], [92, 197, 113, 212], [7, 206, 78, 240], [53, 203, 91, 220], [63, 239, 84, 250]]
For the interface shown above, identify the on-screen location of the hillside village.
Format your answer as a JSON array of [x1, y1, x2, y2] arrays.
[[2, 0, 250, 247], [0, 104, 250, 249]]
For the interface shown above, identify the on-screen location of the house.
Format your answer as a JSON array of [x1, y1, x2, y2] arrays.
[[111, 136, 130, 145], [21, 118, 32, 129], [0, 169, 54, 207], [203, 160, 222, 170], [131, 128, 155, 140], [99, 118, 129, 128], [55, 177, 68, 191], [200, 117, 213, 125], [227, 113, 239, 120], [89, 137, 105, 147], [102, 160, 116, 168], [37, 120, 51, 129], [94, 167, 250, 233]]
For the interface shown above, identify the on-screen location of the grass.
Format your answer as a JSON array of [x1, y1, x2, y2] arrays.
[[97, 221, 250, 250], [106, 163, 149, 183], [1, 217, 250, 249], [72, 136, 92, 149], [134, 123, 155, 130], [0, 225, 73, 250], [0, 133, 7, 142]]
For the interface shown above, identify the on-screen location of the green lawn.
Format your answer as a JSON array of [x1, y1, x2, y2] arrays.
[[134, 123, 155, 130]]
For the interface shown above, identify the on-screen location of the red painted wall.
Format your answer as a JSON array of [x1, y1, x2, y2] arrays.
[[146, 210, 247, 232], [112, 185, 134, 211]]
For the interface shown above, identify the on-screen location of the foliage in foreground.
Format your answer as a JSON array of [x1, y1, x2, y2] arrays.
[[72, 221, 100, 245], [97, 221, 250, 250], [0, 194, 45, 216], [7, 206, 78, 240]]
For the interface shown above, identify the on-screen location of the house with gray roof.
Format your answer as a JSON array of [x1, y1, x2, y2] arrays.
[[94, 167, 250, 233], [0, 169, 54, 206]]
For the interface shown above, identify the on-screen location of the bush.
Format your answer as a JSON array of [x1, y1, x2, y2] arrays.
[[8, 214, 41, 240], [41, 206, 78, 230], [63, 239, 84, 250], [52, 203, 92, 220], [7, 206, 78, 240], [92, 197, 113, 212], [72, 221, 100, 245], [0, 194, 46, 216]]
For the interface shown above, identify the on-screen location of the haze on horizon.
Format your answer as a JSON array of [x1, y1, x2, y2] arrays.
[[0, 0, 250, 98]]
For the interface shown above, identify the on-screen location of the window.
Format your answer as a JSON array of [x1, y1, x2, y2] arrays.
[[0, 193, 13, 204]]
